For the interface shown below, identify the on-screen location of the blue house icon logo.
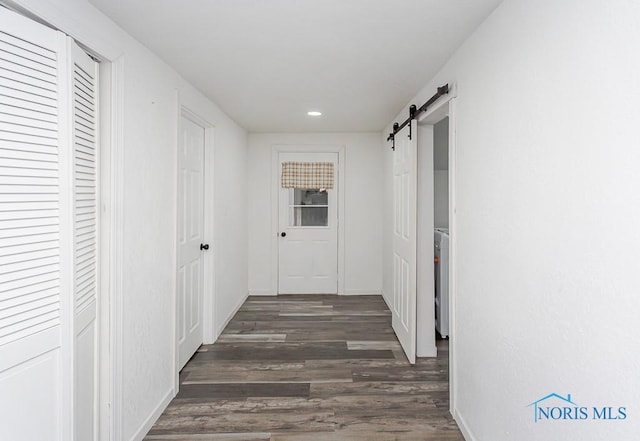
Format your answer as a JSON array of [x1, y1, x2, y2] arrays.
[[528, 393, 578, 422]]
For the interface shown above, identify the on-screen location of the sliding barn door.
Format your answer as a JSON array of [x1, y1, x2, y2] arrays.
[[70, 40, 98, 441], [392, 121, 417, 364], [0, 7, 68, 440]]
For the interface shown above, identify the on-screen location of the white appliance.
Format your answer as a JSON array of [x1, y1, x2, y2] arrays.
[[434, 229, 449, 338]]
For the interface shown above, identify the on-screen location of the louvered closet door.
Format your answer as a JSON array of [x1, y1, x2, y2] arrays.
[[70, 41, 98, 441], [0, 7, 68, 441]]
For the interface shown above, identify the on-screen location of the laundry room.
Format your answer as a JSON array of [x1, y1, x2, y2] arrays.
[[433, 117, 450, 339]]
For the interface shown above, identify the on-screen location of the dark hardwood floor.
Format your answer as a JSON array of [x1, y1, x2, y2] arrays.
[[144, 295, 464, 440]]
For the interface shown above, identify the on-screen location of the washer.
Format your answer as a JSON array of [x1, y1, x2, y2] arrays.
[[434, 229, 449, 338]]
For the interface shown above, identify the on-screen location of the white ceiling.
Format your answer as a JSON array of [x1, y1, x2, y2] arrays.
[[89, 0, 502, 132]]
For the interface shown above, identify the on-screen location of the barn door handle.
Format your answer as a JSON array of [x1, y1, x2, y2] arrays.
[[280, 232, 286, 237], [200, 243, 209, 250]]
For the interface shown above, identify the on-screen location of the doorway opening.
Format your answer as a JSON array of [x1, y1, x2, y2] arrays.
[[433, 117, 449, 340], [415, 92, 457, 414]]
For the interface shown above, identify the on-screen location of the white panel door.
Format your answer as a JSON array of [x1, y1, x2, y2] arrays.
[[0, 7, 67, 440], [278, 152, 338, 294], [392, 121, 417, 364], [70, 40, 98, 441], [177, 115, 205, 370]]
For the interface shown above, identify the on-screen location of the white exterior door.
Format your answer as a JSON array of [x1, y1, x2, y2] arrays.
[[392, 121, 417, 364], [177, 115, 205, 370], [278, 152, 338, 294]]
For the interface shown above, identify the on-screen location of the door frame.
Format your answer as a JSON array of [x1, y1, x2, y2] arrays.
[[270, 145, 346, 295], [173, 105, 216, 391], [415, 83, 458, 415], [97, 57, 125, 441]]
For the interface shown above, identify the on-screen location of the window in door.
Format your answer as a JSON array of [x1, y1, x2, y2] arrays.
[[289, 188, 328, 227]]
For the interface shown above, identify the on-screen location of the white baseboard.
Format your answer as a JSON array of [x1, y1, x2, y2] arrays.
[[129, 388, 174, 441], [248, 289, 276, 296], [417, 345, 438, 358], [215, 293, 248, 338], [380, 290, 392, 309], [248, 290, 383, 296], [453, 407, 476, 441], [342, 289, 383, 296]]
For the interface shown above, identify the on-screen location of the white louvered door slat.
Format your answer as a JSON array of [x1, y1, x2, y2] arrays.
[[70, 40, 98, 441], [0, 19, 61, 349], [0, 7, 67, 441]]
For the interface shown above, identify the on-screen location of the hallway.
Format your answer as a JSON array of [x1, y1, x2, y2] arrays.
[[144, 295, 463, 440]]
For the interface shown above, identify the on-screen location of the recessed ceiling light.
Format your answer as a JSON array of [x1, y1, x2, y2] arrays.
[[307, 111, 322, 116]]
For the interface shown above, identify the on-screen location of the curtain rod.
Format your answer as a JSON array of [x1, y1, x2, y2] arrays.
[[387, 84, 449, 149]]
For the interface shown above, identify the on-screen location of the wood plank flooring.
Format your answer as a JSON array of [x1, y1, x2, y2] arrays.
[[145, 295, 464, 441]]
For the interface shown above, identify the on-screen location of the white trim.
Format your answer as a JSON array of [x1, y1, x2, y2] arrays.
[[270, 154, 278, 296], [270, 144, 346, 295], [453, 408, 476, 441], [447, 94, 458, 415], [202, 126, 216, 345], [57, 29, 74, 441], [248, 289, 276, 296], [97, 58, 111, 441], [105, 55, 126, 441], [172, 94, 181, 396], [380, 290, 392, 311], [215, 293, 246, 338], [91, 47, 102, 441], [416, 83, 457, 124], [127, 388, 174, 441], [418, 345, 438, 358], [342, 290, 383, 296]]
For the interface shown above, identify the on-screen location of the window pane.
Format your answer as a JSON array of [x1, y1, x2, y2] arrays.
[[290, 207, 328, 226], [293, 188, 328, 206]]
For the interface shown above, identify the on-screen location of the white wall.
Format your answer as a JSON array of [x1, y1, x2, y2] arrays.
[[434, 117, 449, 171], [383, 0, 640, 440], [434, 117, 449, 229], [12, 1, 248, 440], [248, 133, 383, 296], [434, 170, 449, 229]]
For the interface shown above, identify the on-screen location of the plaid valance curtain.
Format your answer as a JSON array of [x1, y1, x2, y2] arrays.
[[281, 162, 334, 189]]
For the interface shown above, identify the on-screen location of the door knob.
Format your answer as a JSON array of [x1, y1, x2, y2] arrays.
[[200, 243, 209, 250], [280, 232, 286, 237]]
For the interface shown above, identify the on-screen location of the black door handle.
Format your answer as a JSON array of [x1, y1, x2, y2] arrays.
[[200, 243, 209, 250], [280, 232, 286, 237]]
